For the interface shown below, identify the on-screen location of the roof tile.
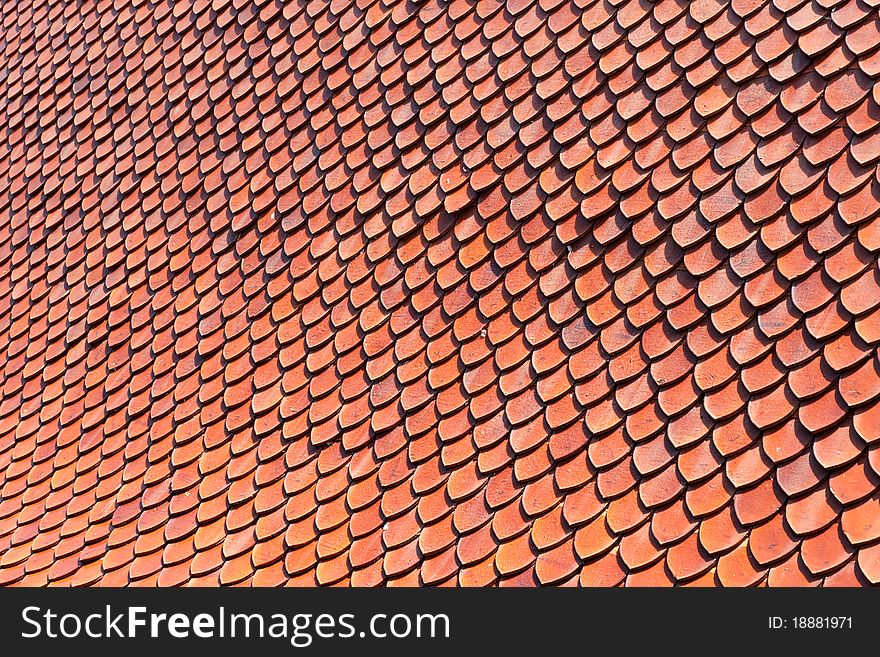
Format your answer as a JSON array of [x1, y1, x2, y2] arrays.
[[0, 0, 877, 589]]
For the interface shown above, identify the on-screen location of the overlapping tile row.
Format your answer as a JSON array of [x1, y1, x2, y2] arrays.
[[0, 0, 879, 587]]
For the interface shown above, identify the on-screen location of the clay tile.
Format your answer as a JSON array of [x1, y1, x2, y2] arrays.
[[841, 493, 880, 546], [767, 553, 821, 587], [825, 69, 871, 113], [535, 539, 580, 584], [801, 524, 853, 576], [831, 452, 879, 503], [785, 477, 835, 532], [846, 17, 880, 55], [820, 559, 860, 586], [575, 548, 624, 586], [857, 543, 880, 583], [798, 389, 847, 433], [854, 390, 880, 440], [495, 532, 536, 576], [717, 541, 768, 586], [736, 77, 781, 117], [747, 383, 796, 429], [798, 20, 842, 57], [666, 532, 712, 582], [574, 513, 617, 561], [698, 505, 747, 556], [851, 130, 880, 166], [749, 512, 798, 566], [686, 471, 735, 518], [733, 478, 784, 526], [813, 424, 865, 470]]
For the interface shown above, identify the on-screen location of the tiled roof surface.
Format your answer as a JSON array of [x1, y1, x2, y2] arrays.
[[0, 0, 879, 587]]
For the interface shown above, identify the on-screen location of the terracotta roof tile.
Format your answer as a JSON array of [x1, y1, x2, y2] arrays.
[[0, 0, 878, 588]]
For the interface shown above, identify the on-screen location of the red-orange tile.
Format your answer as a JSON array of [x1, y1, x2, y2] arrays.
[[0, 0, 878, 591]]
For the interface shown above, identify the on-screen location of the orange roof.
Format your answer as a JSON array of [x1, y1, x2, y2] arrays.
[[0, 0, 879, 586]]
